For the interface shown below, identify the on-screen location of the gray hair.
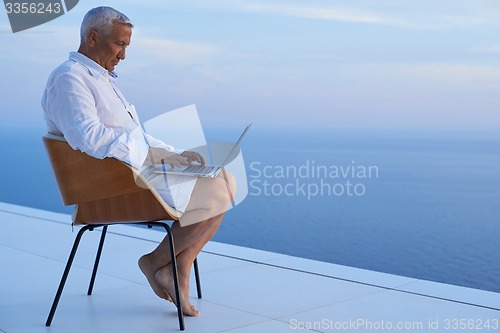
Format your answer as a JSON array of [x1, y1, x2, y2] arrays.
[[80, 6, 133, 43]]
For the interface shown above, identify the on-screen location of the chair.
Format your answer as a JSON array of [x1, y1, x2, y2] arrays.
[[43, 134, 201, 331]]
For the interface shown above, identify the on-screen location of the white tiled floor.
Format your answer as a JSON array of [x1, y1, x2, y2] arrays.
[[0, 202, 499, 333]]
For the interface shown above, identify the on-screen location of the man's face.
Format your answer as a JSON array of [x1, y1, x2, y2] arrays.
[[92, 22, 132, 72]]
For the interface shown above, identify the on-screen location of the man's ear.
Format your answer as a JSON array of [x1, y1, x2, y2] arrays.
[[88, 30, 98, 47]]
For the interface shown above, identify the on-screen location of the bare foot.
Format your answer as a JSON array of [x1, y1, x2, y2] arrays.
[[138, 255, 173, 302], [155, 264, 200, 317]]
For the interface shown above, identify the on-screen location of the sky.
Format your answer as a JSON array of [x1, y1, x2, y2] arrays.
[[1, 0, 500, 130]]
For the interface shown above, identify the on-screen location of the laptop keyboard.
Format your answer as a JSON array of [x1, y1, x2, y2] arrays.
[[184, 165, 215, 174]]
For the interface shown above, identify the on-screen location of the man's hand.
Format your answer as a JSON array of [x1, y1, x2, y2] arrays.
[[147, 147, 188, 168], [147, 148, 205, 168], [161, 154, 190, 168], [181, 151, 205, 165]]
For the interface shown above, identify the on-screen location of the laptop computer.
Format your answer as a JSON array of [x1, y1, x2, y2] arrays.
[[154, 123, 252, 178]]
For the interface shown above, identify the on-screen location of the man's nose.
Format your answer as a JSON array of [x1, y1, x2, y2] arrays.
[[118, 47, 126, 60]]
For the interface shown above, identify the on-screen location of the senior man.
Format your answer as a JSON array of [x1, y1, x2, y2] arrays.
[[42, 6, 236, 317]]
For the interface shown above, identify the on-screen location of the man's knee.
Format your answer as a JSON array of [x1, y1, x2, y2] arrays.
[[210, 172, 236, 211], [220, 171, 237, 198], [191, 171, 237, 215]]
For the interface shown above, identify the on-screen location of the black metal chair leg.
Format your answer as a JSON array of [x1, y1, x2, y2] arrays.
[[46, 222, 194, 331], [155, 222, 185, 331], [87, 225, 108, 295], [193, 258, 202, 299], [46, 224, 98, 326]]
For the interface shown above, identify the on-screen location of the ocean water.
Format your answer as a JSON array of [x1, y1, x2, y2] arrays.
[[1, 124, 499, 293]]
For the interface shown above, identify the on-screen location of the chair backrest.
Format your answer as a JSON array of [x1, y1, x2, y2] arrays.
[[43, 135, 180, 224], [43, 135, 142, 205]]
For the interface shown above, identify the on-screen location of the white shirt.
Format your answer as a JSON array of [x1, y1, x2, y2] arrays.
[[42, 51, 176, 170]]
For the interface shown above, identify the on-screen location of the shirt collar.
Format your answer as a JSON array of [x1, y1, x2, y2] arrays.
[[68, 51, 118, 80]]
